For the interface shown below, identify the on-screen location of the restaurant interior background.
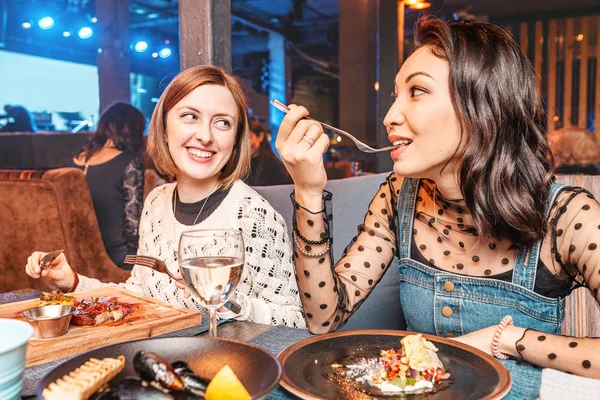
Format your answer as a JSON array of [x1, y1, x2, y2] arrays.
[[0, 0, 599, 176]]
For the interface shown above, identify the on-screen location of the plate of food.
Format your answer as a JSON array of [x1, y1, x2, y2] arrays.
[[278, 330, 511, 400], [38, 336, 282, 400]]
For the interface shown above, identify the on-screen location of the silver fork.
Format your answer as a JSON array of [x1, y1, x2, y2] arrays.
[[270, 99, 396, 153], [40, 249, 64, 270], [124, 254, 177, 280], [124, 255, 242, 314]]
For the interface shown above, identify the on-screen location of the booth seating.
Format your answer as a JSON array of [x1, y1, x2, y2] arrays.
[[0, 168, 130, 292]]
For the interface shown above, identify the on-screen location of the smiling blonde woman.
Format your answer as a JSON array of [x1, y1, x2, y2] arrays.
[[26, 66, 305, 329]]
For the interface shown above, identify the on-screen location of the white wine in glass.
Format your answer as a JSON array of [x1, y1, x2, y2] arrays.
[[178, 229, 244, 337]]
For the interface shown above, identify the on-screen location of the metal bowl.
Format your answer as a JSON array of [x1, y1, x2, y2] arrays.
[[20, 305, 76, 339]]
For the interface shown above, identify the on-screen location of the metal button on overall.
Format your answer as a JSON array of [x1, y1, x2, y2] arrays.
[[444, 281, 455, 292], [442, 306, 453, 317]]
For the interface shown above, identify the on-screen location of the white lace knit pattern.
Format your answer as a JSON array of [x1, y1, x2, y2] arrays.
[[77, 180, 306, 328]]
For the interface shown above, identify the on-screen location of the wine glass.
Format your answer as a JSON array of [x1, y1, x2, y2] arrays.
[[178, 229, 244, 337]]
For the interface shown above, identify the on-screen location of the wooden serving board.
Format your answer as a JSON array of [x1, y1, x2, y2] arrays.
[[0, 287, 201, 366]]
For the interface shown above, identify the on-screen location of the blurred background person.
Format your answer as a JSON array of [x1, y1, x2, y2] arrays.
[[0, 104, 38, 132], [246, 116, 292, 186], [549, 127, 600, 175], [68, 102, 146, 269]]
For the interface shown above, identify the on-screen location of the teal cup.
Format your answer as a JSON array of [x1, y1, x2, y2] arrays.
[[0, 319, 34, 400]]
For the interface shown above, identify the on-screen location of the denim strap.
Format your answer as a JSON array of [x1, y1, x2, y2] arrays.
[[512, 182, 568, 290], [397, 178, 420, 259]]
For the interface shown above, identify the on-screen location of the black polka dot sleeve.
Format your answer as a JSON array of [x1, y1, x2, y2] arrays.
[[549, 189, 600, 303], [291, 174, 401, 333], [511, 189, 600, 378]]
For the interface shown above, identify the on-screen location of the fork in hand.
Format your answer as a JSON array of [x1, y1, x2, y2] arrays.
[[124, 255, 242, 314], [124, 254, 178, 281], [40, 249, 64, 270], [270, 99, 397, 153]]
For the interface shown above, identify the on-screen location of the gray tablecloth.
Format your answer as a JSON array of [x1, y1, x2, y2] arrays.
[[250, 326, 314, 400]]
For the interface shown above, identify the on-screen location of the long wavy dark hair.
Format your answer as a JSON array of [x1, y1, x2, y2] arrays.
[[78, 102, 145, 161], [414, 17, 554, 248]]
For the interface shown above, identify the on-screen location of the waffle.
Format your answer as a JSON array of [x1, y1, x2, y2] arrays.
[[41, 355, 125, 400]]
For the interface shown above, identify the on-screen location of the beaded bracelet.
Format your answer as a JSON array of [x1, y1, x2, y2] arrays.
[[292, 217, 330, 245], [491, 315, 513, 360], [293, 232, 330, 257]]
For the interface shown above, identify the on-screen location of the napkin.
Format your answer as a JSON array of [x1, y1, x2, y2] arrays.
[[539, 368, 600, 400]]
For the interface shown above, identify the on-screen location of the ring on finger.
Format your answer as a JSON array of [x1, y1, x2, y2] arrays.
[[302, 134, 316, 146]]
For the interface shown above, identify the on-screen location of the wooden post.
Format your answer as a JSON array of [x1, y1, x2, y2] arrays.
[[548, 20, 557, 135], [596, 16, 600, 135], [178, 0, 231, 71], [520, 22, 528, 55], [339, 0, 377, 142], [534, 21, 543, 95], [96, 0, 131, 114], [397, 1, 404, 66], [564, 18, 574, 128], [578, 17, 589, 128], [377, 0, 399, 173]]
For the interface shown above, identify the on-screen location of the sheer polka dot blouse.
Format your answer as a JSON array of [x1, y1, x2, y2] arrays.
[[291, 173, 600, 333]]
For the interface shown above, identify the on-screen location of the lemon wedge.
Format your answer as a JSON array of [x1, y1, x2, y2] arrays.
[[205, 365, 252, 400]]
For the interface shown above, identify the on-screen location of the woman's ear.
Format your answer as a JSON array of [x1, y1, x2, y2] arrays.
[[258, 130, 265, 143]]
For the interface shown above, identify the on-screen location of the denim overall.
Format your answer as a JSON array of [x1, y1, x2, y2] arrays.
[[397, 178, 566, 399]]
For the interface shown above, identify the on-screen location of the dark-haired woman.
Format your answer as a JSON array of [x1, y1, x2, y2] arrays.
[[276, 17, 600, 398], [247, 117, 292, 186], [69, 102, 145, 269]]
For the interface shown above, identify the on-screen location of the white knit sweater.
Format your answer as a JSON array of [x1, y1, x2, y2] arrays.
[[77, 180, 306, 328]]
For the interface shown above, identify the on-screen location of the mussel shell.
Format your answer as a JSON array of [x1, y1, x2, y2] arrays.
[[133, 351, 184, 391], [180, 374, 208, 397], [171, 360, 193, 376], [171, 360, 208, 396], [116, 378, 174, 400]]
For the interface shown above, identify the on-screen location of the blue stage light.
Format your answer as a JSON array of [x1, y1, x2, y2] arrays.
[[63, 31, 71, 37], [22, 22, 32, 29], [134, 41, 149, 52], [158, 47, 171, 58], [91, 17, 98, 23], [38, 17, 55, 30], [78, 27, 93, 39], [151, 52, 158, 58]]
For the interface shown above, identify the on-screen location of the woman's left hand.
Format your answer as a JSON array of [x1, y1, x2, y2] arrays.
[[172, 272, 191, 298], [452, 326, 497, 355], [453, 325, 523, 357], [172, 271, 229, 312]]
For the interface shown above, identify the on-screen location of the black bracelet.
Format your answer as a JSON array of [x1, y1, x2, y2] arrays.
[[515, 328, 530, 363], [290, 191, 330, 215], [294, 202, 325, 215], [292, 216, 330, 245]]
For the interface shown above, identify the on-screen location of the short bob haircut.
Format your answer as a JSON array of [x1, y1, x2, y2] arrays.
[[148, 65, 251, 189]]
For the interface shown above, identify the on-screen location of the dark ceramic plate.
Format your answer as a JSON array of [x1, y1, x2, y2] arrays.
[[278, 330, 511, 400], [38, 336, 282, 399]]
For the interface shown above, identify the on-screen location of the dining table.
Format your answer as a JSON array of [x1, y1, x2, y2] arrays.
[[4, 289, 600, 400], [3, 289, 309, 400]]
